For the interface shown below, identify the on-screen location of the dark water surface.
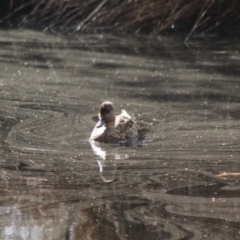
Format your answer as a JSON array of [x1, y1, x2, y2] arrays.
[[0, 30, 240, 239]]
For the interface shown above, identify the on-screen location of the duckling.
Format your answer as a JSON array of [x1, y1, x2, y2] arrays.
[[89, 101, 138, 143]]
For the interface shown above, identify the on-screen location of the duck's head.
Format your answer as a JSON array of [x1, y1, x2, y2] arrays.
[[96, 101, 115, 128]]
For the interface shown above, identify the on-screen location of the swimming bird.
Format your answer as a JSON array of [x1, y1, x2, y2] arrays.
[[89, 101, 138, 143]]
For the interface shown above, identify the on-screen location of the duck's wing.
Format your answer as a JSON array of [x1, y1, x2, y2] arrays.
[[121, 109, 131, 118], [115, 111, 137, 135], [121, 109, 137, 123]]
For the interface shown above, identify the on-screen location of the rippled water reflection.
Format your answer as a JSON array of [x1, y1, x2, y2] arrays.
[[0, 30, 240, 239]]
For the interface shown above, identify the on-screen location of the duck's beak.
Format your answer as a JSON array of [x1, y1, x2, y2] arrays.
[[96, 117, 105, 128]]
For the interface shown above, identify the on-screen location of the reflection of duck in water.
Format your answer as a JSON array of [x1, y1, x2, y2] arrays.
[[90, 142, 119, 183], [89, 101, 138, 143]]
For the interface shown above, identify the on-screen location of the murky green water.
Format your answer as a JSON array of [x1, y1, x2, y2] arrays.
[[0, 30, 240, 239]]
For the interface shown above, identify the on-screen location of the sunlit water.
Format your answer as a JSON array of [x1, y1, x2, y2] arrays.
[[0, 30, 240, 239]]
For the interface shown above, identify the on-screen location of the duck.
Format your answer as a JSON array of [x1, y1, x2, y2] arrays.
[[89, 101, 138, 143]]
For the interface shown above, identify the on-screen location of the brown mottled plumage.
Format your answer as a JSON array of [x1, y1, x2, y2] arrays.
[[89, 101, 138, 143]]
